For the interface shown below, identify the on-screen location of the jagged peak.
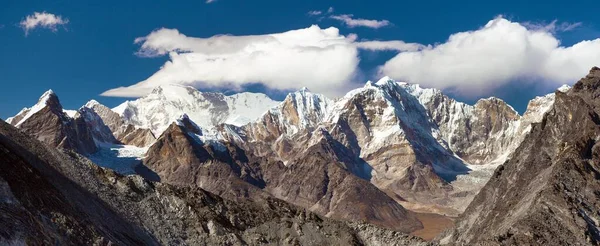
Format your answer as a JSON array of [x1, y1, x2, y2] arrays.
[[475, 96, 510, 106], [557, 84, 571, 93], [475, 97, 519, 116], [299, 87, 311, 93], [41, 89, 55, 97], [11, 89, 63, 127], [175, 113, 203, 135], [37, 89, 58, 104], [176, 113, 191, 123], [375, 76, 393, 86], [84, 99, 101, 109]]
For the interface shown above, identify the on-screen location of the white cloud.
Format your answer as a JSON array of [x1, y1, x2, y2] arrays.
[[330, 14, 390, 29], [102, 26, 363, 97], [380, 17, 600, 96], [307, 10, 322, 16], [327, 7, 334, 14], [522, 20, 582, 33], [206, 0, 217, 3], [356, 40, 426, 51], [20, 12, 68, 35]]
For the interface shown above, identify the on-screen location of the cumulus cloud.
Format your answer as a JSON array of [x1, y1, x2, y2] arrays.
[[20, 12, 68, 35], [380, 17, 600, 96], [103, 26, 363, 97], [330, 14, 391, 29], [327, 7, 334, 14]]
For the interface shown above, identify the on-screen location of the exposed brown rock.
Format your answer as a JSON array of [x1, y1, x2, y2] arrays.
[[116, 124, 156, 147], [145, 118, 424, 233], [0, 120, 428, 245], [13, 92, 98, 154], [442, 67, 600, 245]]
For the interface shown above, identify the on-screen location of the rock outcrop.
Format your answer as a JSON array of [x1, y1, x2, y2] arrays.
[[0, 119, 427, 245], [7, 90, 98, 154], [86, 100, 156, 147], [443, 67, 600, 245], [143, 115, 424, 233]]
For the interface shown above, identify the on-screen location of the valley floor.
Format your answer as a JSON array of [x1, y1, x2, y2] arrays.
[[405, 160, 504, 240], [410, 212, 455, 241]]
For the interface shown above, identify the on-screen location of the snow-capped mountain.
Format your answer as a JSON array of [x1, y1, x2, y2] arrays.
[[113, 84, 280, 136], [5, 90, 98, 154], [217, 76, 567, 215], [4, 76, 566, 218]]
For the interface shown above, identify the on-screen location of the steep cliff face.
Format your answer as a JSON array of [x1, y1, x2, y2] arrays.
[[443, 67, 600, 245], [86, 100, 156, 147], [320, 79, 466, 208], [7, 90, 98, 154], [0, 119, 428, 246], [144, 116, 424, 233], [217, 77, 560, 216], [143, 118, 268, 202], [0, 120, 156, 245]]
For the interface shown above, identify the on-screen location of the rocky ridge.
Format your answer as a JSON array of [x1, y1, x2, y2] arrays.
[[0, 119, 428, 245], [442, 67, 600, 245]]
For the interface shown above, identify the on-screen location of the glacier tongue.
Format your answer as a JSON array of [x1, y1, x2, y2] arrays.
[[88, 143, 148, 175]]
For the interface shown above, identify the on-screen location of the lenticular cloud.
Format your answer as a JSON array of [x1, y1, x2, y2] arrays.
[[102, 26, 361, 97], [103, 17, 600, 99], [380, 17, 600, 96]]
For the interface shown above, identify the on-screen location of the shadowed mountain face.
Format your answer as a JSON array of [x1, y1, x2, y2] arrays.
[[143, 117, 424, 233], [6, 67, 591, 243], [443, 67, 600, 245], [0, 119, 429, 245], [7, 91, 98, 155]]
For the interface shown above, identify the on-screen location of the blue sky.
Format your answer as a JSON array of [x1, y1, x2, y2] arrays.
[[1, 0, 599, 119]]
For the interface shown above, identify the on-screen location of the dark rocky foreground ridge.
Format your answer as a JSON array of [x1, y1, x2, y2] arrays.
[[442, 67, 600, 245], [0, 119, 428, 245]]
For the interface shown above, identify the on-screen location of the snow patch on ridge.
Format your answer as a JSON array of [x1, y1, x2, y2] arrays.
[[14, 90, 57, 127]]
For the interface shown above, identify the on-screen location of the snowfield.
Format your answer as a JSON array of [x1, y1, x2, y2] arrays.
[[88, 144, 148, 175]]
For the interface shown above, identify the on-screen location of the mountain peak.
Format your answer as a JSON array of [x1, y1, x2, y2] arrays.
[[375, 76, 393, 86], [175, 113, 203, 135], [36, 89, 62, 113], [557, 84, 571, 93], [84, 99, 101, 109], [38, 89, 58, 104], [299, 87, 311, 93], [41, 89, 55, 97]]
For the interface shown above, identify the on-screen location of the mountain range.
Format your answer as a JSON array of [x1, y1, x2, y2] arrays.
[[2, 67, 599, 245]]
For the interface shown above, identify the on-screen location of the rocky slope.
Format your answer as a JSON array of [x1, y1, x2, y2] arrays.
[[6, 90, 98, 154], [442, 67, 600, 245], [143, 114, 424, 233], [0, 117, 429, 245], [85, 100, 156, 147], [4, 72, 569, 238], [220, 77, 558, 215]]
